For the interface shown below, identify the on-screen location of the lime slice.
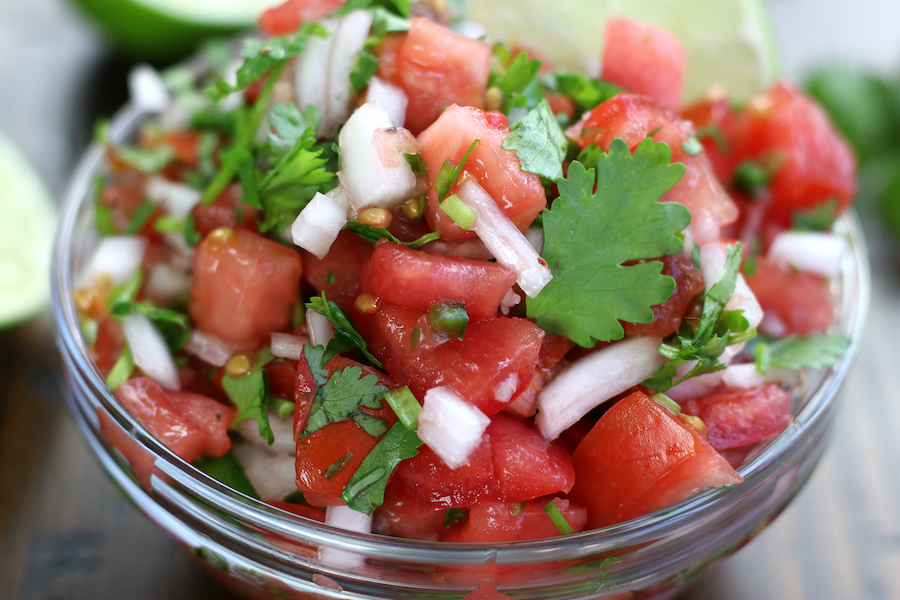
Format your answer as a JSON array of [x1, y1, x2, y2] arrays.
[[0, 132, 57, 327], [68, 0, 277, 60], [465, 0, 779, 103]]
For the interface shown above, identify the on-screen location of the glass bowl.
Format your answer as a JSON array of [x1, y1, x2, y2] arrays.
[[51, 98, 870, 600]]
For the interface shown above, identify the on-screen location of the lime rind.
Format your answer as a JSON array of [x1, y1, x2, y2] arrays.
[[0, 131, 57, 327]]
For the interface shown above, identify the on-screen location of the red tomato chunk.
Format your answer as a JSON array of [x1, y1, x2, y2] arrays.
[[302, 230, 374, 311], [745, 257, 834, 336], [682, 384, 793, 451], [443, 498, 587, 543], [190, 227, 303, 347]]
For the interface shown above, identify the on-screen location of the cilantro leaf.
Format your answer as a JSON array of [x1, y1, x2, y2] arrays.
[[268, 102, 322, 152], [526, 138, 690, 346], [306, 294, 383, 367], [489, 50, 543, 117], [760, 334, 851, 371], [502, 99, 567, 180], [222, 349, 278, 444], [94, 176, 115, 236], [341, 420, 422, 515], [337, 0, 409, 18], [350, 49, 381, 93], [435, 139, 479, 203], [792, 198, 840, 232], [304, 343, 330, 385], [206, 24, 329, 101], [554, 73, 622, 115], [115, 144, 175, 174], [193, 452, 260, 499], [343, 220, 439, 249], [109, 300, 191, 352], [302, 365, 389, 437]]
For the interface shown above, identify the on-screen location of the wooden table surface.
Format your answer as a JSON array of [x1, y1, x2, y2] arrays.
[[2, 0, 899, 598]]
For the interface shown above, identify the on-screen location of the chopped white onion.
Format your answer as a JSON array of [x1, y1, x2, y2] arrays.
[[80, 236, 148, 287], [339, 102, 418, 211], [121, 313, 180, 390], [320, 505, 373, 570], [295, 19, 336, 133], [365, 77, 408, 127], [536, 336, 665, 440], [721, 363, 802, 390], [418, 386, 490, 469], [144, 262, 191, 306], [291, 185, 350, 259], [325, 10, 375, 133], [493, 374, 520, 405], [307, 309, 335, 348], [237, 410, 297, 455], [128, 64, 169, 112], [499, 289, 521, 315], [457, 178, 552, 298], [231, 444, 298, 501], [768, 231, 847, 279], [665, 370, 724, 401], [271, 332, 309, 361], [700, 242, 763, 330], [525, 227, 545, 254], [183, 330, 246, 367], [145, 175, 201, 220], [759, 312, 788, 337]]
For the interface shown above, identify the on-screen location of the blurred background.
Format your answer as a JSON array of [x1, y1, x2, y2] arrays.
[[1, 0, 900, 598]]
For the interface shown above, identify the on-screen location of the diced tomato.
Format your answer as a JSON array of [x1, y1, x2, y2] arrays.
[[265, 359, 299, 400], [571, 93, 737, 245], [546, 93, 576, 121], [190, 186, 258, 238], [568, 390, 742, 528], [745, 257, 834, 336], [92, 317, 125, 377], [302, 230, 374, 312], [681, 94, 746, 183], [601, 17, 685, 109], [293, 358, 397, 506], [190, 227, 303, 347], [682, 384, 792, 451], [293, 351, 319, 436], [504, 334, 573, 418], [377, 18, 491, 135], [258, 0, 345, 36], [163, 131, 201, 166], [622, 251, 704, 337], [353, 301, 544, 414], [167, 390, 236, 457], [98, 409, 157, 488], [390, 436, 499, 508], [443, 498, 587, 543], [417, 104, 546, 241], [360, 240, 516, 321], [371, 485, 447, 541], [99, 172, 147, 235], [741, 81, 856, 227]]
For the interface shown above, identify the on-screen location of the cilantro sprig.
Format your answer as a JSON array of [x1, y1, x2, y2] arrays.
[[306, 293, 382, 367], [222, 349, 279, 444], [489, 49, 543, 118], [301, 363, 389, 438], [527, 138, 691, 346], [755, 334, 851, 374], [502, 99, 568, 180]]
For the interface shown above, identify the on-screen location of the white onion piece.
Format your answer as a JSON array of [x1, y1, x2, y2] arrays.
[[365, 77, 408, 127], [291, 186, 350, 259], [700, 242, 764, 329], [525, 227, 545, 254], [231, 444, 297, 501], [295, 19, 336, 133], [237, 410, 297, 455], [307, 309, 335, 348], [768, 231, 847, 279], [665, 370, 724, 402], [721, 363, 802, 390], [183, 330, 246, 367], [457, 178, 552, 298], [121, 313, 180, 390], [80, 236, 148, 287], [128, 64, 169, 112], [339, 102, 417, 211], [145, 175, 201, 220], [320, 504, 373, 570], [419, 386, 490, 469], [324, 10, 374, 133], [759, 312, 788, 337], [271, 332, 309, 361], [451, 19, 487, 40], [144, 262, 191, 306], [499, 289, 521, 315], [536, 336, 664, 440]]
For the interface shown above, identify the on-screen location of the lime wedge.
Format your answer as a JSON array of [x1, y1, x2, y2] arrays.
[[68, 0, 277, 60], [0, 132, 57, 327], [465, 0, 779, 103]]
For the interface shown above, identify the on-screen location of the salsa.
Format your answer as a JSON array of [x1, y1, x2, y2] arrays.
[[75, 0, 855, 543]]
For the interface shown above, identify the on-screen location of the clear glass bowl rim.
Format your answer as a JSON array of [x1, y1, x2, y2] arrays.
[[51, 98, 871, 567]]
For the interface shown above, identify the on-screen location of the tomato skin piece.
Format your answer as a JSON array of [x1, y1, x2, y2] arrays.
[[682, 384, 792, 451], [621, 252, 704, 337], [372, 485, 447, 541], [190, 228, 303, 347], [417, 104, 546, 241], [302, 230, 374, 311], [742, 81, 857, 227], [360, 241, 517, 321], [353, 301, 544, 415], [378, 18, 491, 135], [93, 317, 125, 378], [258, 0, 345, 36], [745, 257, 834, 336], [442, 498, 587, 543], [573, 93, 737, 245], [569, 390, 742, 529], [265, 359, 299, 400], [601, 17, 686, 109]]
